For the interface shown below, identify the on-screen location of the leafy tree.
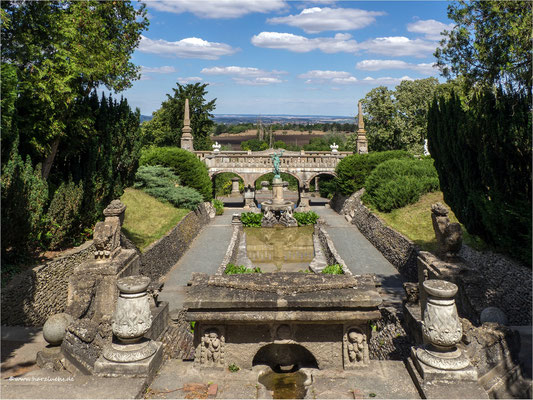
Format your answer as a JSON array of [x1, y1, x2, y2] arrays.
[[361, 78, 439, 152], [1, 1, 149, 179], [241, 139, 268, 151], [434, 0, 532, 94], [141, 83, 216, 150]]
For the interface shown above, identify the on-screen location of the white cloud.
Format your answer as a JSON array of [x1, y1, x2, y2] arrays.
[[138, 35, 238, 59], [177, 76, 203, 84], [251, 32, 358, 53], [145, 0, 286, 19], [407, 19, 454, 41], [361, 76, 414, 85], [356, 59, 438, 75], [141, 65, 176, 74], [357, 36, 436, 58], [268, 7, 385, 33], [201, 65, 285, 85], [298, 69, 413, 86]]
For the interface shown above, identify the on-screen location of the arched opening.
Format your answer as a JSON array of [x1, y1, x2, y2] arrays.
[[307, 172, 336, 201], [252, 343, 318, 372], [212, 172, 245, 206]]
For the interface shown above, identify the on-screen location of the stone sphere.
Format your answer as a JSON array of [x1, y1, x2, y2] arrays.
[[480, 307, 508, 326], [43, 313, 74, 346]]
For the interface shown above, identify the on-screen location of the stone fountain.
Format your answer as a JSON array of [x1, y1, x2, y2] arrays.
[[260, 150, 298, 227]]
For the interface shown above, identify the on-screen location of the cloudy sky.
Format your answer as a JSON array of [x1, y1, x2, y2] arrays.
[[125, 0, 453, 116]]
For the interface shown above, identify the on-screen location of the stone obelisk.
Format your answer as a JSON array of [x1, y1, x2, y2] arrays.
[[356, 101, 368, 154], [180, 98, 194, 151]]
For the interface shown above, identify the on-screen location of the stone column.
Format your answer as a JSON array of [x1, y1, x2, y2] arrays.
[[271, 176, 284, 205], [180, 98, 194, 151], [356, 101, 368, 154]]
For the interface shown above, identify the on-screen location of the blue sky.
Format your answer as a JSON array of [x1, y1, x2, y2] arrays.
[[123, 0, 453, 116]]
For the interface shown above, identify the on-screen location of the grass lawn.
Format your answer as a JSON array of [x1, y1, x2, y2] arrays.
[[368, 191, 486, 253], [121, 188, 190, 251]]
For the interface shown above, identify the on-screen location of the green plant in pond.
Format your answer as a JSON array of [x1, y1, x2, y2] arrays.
[[228, 363, 240, 372], [212, 199, 224, 215], [322, 264, 344, 274], [240, 212, 263, 227], [293, 211, 319, 226], [225, 263, 262, 274]]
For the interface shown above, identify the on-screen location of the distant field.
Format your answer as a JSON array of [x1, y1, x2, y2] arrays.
[[214, 129, 351, 149]]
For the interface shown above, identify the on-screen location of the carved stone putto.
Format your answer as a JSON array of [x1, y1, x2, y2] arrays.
[[343, 326, 369, 369], [431, 202, 462, 259], [197, 327, 225, 367]]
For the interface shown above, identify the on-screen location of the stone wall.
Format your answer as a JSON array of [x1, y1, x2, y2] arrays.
[[315, 224, 353, 276], [334, 189, 419, 281], [140, 202, 213, 283], [1, 241, 95, 327]]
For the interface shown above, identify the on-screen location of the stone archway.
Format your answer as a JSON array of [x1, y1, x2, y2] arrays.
[[252, 343, 319, 371]]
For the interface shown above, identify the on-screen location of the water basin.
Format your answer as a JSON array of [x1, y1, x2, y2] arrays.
[[245, 226, 314, 273], [258, 370, 310, 399]]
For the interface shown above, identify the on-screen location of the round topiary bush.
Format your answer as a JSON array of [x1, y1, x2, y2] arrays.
[[139, 147, 212, 201], [335, 150, 413, 196], [362, 158, 440, 212]]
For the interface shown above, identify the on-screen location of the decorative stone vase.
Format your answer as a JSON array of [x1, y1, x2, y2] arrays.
[[416, 279, 469, 370], [112, 276, 152, 344]]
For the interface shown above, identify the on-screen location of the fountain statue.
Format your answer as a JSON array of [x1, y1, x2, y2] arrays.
[[260, 151, 297, 227]]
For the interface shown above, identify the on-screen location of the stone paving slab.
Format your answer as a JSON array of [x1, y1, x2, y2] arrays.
[[147, 359, 420, 399]]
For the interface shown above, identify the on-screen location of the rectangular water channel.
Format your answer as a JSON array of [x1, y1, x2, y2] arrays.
[[244, 226, 314, 273]]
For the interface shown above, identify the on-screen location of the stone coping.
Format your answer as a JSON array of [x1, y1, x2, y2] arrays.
[[184, 272, 382, 310]]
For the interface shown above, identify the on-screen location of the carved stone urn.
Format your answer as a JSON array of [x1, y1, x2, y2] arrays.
[[416, 279, 469, 370], [103, 275, 158, 363]]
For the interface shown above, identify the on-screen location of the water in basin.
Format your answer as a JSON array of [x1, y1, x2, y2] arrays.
[[258, 370, 309, 399], [244, 226, 314, 272]]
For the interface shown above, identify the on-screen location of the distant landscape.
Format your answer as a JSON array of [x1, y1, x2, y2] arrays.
[[140, 114, 354, 125]]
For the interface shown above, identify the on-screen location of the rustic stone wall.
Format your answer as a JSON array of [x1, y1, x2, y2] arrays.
[[1, 241, 95, 327], [140, 202, 212, 282], [335, 189, 419, 281]]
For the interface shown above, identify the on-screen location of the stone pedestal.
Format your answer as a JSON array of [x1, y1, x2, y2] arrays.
[[296, 193, 311, 212], [408, 279, 487, 398], [261, 181, 270, 192], [243, 190, 257, 210], [271, 177, 284, 205], [231, 177, 240, 196], [94, 276, 163, 378]]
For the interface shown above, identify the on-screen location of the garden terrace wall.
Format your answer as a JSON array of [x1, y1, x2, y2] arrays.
[[140, 202, 213, 282], [333, 189, 418, 282], [1, 241, 95, 327]]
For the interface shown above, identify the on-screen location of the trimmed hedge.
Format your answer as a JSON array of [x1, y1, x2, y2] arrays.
[[362, 158, 439, 212], [139, 147, 212, 201], [335, 150, 413, 196]]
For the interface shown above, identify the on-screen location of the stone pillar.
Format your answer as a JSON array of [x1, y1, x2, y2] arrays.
[[356, 101, 368, 154], [271, 176, 284, 205], [95, 276, 163, 377], [315, 176, 320, 193], [231, 177, 240, 195], [243, 188, 257, 210], [408, 279, 486, 398], [180, 98, 194, 151]]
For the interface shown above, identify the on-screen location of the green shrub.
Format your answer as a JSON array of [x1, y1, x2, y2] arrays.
[[212, 199, 224, 215], [144, 186, 203, 210], [224, 263, 262, 274], [293, 211, 319, 226], [45, 179, 85, 249], [214, 172, 243, 197], [335, 150, 413, 196], [1, 151, 48, 259], [362, 158, 439, 212], [322, 264, 344, 274], [240, 212, 263, 227], [139, 147, 212, 201], [134, 165, 180, 189], [228, 363, 240, 372]]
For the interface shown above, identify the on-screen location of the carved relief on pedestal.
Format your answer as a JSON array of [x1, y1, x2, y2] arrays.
[[94, 200, 126, 260], [197, 326, 225, 367], [343, 325, 369, 369]]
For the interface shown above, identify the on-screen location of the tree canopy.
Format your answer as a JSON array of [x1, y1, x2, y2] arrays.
[[1, 0, 148, 178], [141, 83, 216, 150], [361, 78, 439, 153], [434, 0, 532, 95]]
